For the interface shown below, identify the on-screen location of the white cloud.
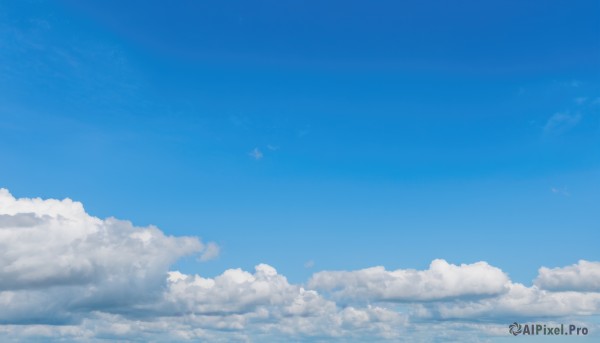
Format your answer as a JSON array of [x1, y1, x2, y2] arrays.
[[161, 264, 407, 339], [535, 260, 600, 292], [551, 186, 570, 197], [249, 147, 263, 160], [0, 189, 206, 291], [199, 242, 220, 261], [543, 112, 581, 134], [569, 80, 581, 87], [418, 282, 600, 320], [0, 189, 406, 340], [309, 259, 510, 302], [411, 262, 600, 321], [0, 188, 216, 323], [1, 188, 599, 341], [557, 80, 581, 88]]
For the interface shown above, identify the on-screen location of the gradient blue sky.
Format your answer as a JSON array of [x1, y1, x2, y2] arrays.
[[1, 0, 599, 288]]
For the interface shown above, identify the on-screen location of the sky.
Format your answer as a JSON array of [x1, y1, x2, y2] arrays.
[[0, 0, 599, 341]]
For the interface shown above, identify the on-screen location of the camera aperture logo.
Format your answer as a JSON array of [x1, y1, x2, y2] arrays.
[[508, 322, 589, 336], [509, 322, 522, 336]]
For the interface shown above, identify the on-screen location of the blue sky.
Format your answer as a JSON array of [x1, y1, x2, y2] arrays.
[[0, 1, 599, 341]]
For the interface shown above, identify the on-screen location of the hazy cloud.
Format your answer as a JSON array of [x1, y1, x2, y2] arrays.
[[551, 187, 570, 197], [304, 260, 315, 269], [199, 242, 220, 262], [543, 112, 581, 134], [249, 147, 263, 160]]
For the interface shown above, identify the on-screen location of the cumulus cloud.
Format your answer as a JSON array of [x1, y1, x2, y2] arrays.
[[309, 259, 510, 302], [0, 189, 406, 340], [161, 264, 406, 339], [535, 260, 600, 292], [0, 188, 215, 322], [1, 188, 599, 341], [0, 189, 209, 290]]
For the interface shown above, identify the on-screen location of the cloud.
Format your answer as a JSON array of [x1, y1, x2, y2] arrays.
[[535, 260, 600, 292], [229, 115, 250, 128], [411, 261, 600, 321], [551, 187, 570, 197], [1, 188, 599, 341], [0, 188, 407, 340], [199, 242, 220, 261], [556, 80, 581, 88], [309, 259, 510, 302], [249, 147, 263, 160], [543, 112, 581, 134], [163, 264, 333, 317], [418, 282, 600, 320], [0, 189, 209, 292], [161, 264, 407, 338], [0, 188, 216, 323]]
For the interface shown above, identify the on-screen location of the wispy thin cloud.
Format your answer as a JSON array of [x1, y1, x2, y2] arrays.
[[199, 242, 220, 261], [543, 112, 581, 134], [249, 147, 263, 160], [551, 187, 570, 197], [229, 115, 250, 129], [297, 126, 311, 138], [558, 80, 582, 88]]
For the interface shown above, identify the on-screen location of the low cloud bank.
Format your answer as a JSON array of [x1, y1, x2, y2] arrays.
[[1, 188, 598, 342]]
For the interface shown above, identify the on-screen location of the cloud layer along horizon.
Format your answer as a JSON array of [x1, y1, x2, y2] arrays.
[[0, 188, 598, 342]]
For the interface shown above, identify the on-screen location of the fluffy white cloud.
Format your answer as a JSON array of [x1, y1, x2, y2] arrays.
[[535, 260, 600, 292], [1, 188, 599, 342], [0, 188, 212, 323], [160, 265, 407, 339], [0, 189, 406, 340], [0, 189, 206, 291], [309, 259, 510, 302]]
